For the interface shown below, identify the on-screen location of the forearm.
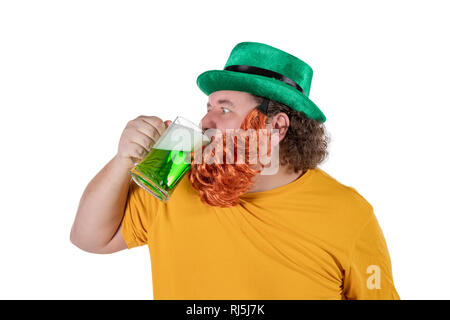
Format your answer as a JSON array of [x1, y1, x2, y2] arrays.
[[70, 155, 134, 252]]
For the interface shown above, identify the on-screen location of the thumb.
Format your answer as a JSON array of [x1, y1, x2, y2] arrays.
[[164, 120, 172, 128]]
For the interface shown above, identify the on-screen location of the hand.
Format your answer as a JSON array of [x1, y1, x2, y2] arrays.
[[116, 115, 172, 165]]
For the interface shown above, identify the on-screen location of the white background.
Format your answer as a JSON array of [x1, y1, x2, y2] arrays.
[[1, 0, 449, 299]]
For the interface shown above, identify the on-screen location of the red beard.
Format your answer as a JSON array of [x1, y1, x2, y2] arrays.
[[188, 108, 273, 207]]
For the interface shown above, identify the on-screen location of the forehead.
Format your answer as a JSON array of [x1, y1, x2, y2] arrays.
[[208, 90, 256, 107]]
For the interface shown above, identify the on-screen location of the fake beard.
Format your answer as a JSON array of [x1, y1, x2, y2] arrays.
[[188, 108, 273, 207]]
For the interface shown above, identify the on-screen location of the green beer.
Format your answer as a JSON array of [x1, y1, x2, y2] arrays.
[[130, 148, 191, 200], [129, 117, 208, 202]]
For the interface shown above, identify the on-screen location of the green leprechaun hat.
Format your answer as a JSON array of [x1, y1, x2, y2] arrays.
[[196, 41, 326, 122]]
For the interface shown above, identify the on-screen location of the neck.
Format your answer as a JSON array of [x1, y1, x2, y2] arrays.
[[248, 165, 304, 194]]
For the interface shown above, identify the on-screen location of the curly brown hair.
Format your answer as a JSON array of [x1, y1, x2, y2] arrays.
[[252, 95, 330, 173]]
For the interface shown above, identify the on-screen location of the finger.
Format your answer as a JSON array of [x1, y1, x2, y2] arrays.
[[129, 141, 149, 160], [131, 132, 153, 153], [164, 120, 172, 128], [139, 116, 166, 137], [132, 124, 160, 146]]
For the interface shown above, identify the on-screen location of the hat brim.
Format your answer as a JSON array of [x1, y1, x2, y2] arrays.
[[197, 69, 326, 122]]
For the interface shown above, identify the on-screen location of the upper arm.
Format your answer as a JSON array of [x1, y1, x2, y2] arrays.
[[342, 215, 400, 300], [95, 223, 128, 254], [119, 180, 161, 249], [99, 179, 163, 254]]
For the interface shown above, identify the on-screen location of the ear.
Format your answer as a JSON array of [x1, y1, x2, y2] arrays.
[[268, 112, 290, 146]]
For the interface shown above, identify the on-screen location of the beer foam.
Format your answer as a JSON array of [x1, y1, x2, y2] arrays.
[[154, 123, 208, 151]]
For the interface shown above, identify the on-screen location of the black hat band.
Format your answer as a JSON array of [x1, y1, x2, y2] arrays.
[[224, 65, 304, 94]]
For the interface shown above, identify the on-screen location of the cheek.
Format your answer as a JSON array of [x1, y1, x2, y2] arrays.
[[216, 117, 242, 130]]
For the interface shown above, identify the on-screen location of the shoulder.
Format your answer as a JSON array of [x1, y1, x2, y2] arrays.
[[312, 167, 375, 224]]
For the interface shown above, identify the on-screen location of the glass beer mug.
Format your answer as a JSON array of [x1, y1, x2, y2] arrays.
[[129, 116, 210, 202]]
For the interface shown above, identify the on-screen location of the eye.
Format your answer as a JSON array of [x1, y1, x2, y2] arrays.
[[206, 106, 231, 114]]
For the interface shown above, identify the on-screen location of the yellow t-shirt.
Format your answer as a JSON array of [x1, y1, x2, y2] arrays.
[[121, 167, 400, 300]]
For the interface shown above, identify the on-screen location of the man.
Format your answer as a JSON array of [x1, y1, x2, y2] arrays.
[[70, 42, 400, 300]]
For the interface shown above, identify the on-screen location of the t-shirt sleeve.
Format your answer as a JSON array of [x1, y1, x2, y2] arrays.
[[121, 180, 161, 249], [343, 213, 401, 300]]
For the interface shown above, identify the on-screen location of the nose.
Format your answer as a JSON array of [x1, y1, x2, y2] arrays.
[[200, 113, 217, 132]]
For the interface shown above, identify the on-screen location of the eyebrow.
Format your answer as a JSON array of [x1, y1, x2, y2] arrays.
[[207, 99, 235, 108]]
